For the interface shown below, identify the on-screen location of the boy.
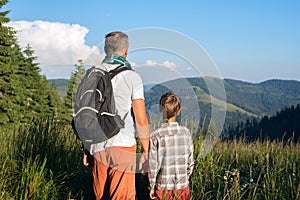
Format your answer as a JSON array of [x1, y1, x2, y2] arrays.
[[148, 92, 194, 200]]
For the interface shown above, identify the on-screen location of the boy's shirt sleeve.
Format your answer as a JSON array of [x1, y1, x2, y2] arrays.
[[148, 135, 159, 190]]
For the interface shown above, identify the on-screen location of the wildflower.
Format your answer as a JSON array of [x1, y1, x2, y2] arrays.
[[231, 169, 238, 176]]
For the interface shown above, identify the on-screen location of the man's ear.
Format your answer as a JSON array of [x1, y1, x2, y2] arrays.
[[122, 47, 128, 58]]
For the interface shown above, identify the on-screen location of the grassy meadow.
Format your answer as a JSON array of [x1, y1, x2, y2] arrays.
[[0, 118, 299, 200]]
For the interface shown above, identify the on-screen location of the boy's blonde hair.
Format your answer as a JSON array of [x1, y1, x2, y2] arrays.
[[159, 92, 181, 122]]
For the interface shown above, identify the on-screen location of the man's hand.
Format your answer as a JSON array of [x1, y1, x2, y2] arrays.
[[82, 151, 93, 166], [138, 153, 149, 175]]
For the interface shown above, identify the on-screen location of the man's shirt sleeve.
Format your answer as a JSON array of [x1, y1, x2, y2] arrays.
[[130, 72, 144, 100]]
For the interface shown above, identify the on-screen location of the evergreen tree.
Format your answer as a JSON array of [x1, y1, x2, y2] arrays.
[[0, 0, 25, 124], [21, 45, 51, 119], [0, 0, 53, 125], [49, 81, 64, 122], [228, 104, 300, 142], [64, 60, 86, 118]]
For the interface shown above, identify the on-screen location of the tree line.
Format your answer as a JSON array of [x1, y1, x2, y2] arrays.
[[224, 104, 300, 142], [0, 0, 85, 128]]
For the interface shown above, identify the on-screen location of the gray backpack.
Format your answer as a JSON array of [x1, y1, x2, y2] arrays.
[[72, 64, 130, 146]]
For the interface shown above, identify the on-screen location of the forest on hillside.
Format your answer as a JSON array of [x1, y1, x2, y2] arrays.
[[225, 104, 300, 142]]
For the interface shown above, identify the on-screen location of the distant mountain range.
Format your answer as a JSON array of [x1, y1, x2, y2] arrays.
[[48, 79, 69, 97], [144, 77, 300, 131], [48, 79, 157, 97], [187, 77, 300, 116], [49, 77, 300, 130]]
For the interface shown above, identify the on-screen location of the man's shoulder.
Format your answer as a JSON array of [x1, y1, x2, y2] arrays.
[[124, 68, 141, 77], [94, 63, 108, 70], [96, 63, 141, 78]]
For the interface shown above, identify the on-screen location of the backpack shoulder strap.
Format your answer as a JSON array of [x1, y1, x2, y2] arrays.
[[109, 64, 132, 80]]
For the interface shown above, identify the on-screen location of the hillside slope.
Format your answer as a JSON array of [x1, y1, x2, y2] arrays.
[[145, 77, 300, 130]]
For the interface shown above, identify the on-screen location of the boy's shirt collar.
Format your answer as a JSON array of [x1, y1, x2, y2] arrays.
[[161, 122, 178, 127]]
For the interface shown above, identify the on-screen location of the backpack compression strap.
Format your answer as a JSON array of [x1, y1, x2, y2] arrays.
[[109, 64, 132, 79], [108, 64, 132, 121]]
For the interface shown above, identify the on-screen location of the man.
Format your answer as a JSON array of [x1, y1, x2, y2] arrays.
[[83, 31, 150, 199]]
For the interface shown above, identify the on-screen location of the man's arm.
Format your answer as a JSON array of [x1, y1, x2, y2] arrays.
[[132, 99, 150, 173], [132, 99, 150, 153]]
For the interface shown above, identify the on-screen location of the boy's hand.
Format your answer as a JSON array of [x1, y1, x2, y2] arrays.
[[149, 189, 156, 199]]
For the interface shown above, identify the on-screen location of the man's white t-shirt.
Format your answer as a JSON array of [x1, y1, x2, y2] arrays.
[[89, 63, 144, 155]]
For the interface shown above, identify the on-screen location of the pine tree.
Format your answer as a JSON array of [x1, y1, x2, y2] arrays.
[[1, 0, 53, 125], [0, 0, 25, 124], [64, 60, 86, 118], [21, 45, 51, 119], [49, 81, 64, 122]]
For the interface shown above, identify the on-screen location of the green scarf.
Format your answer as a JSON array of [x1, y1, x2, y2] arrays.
[[102, 54, 132, 69]]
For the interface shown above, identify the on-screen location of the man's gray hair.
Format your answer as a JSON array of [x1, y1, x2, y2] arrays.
[[104, 31, 129, 55]]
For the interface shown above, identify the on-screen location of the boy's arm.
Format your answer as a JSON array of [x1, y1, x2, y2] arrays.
[[132, 99, 150, 172]]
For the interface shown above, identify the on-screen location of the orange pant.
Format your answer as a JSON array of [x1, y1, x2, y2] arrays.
[[92, 145, 136, 200], [155, 186, 191, 200]]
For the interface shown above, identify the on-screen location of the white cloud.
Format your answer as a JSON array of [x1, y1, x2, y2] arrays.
[[162, 61, 176, 68], [138, 60, 177, 69], [133, 59, 200, 84], [8, 20, 104, 78], [145, 60, 157, 66]]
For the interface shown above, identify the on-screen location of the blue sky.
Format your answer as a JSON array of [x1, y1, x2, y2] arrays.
[[3, 0, 300, 83]]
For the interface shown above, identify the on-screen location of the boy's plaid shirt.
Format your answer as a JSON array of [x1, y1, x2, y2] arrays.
[[148, 122, 194, 190]]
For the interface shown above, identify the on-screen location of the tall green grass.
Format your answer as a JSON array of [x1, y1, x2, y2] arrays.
[[1, 118, 299, 199], [0, 118, 93, 199], [191, 138, 300, 200]]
